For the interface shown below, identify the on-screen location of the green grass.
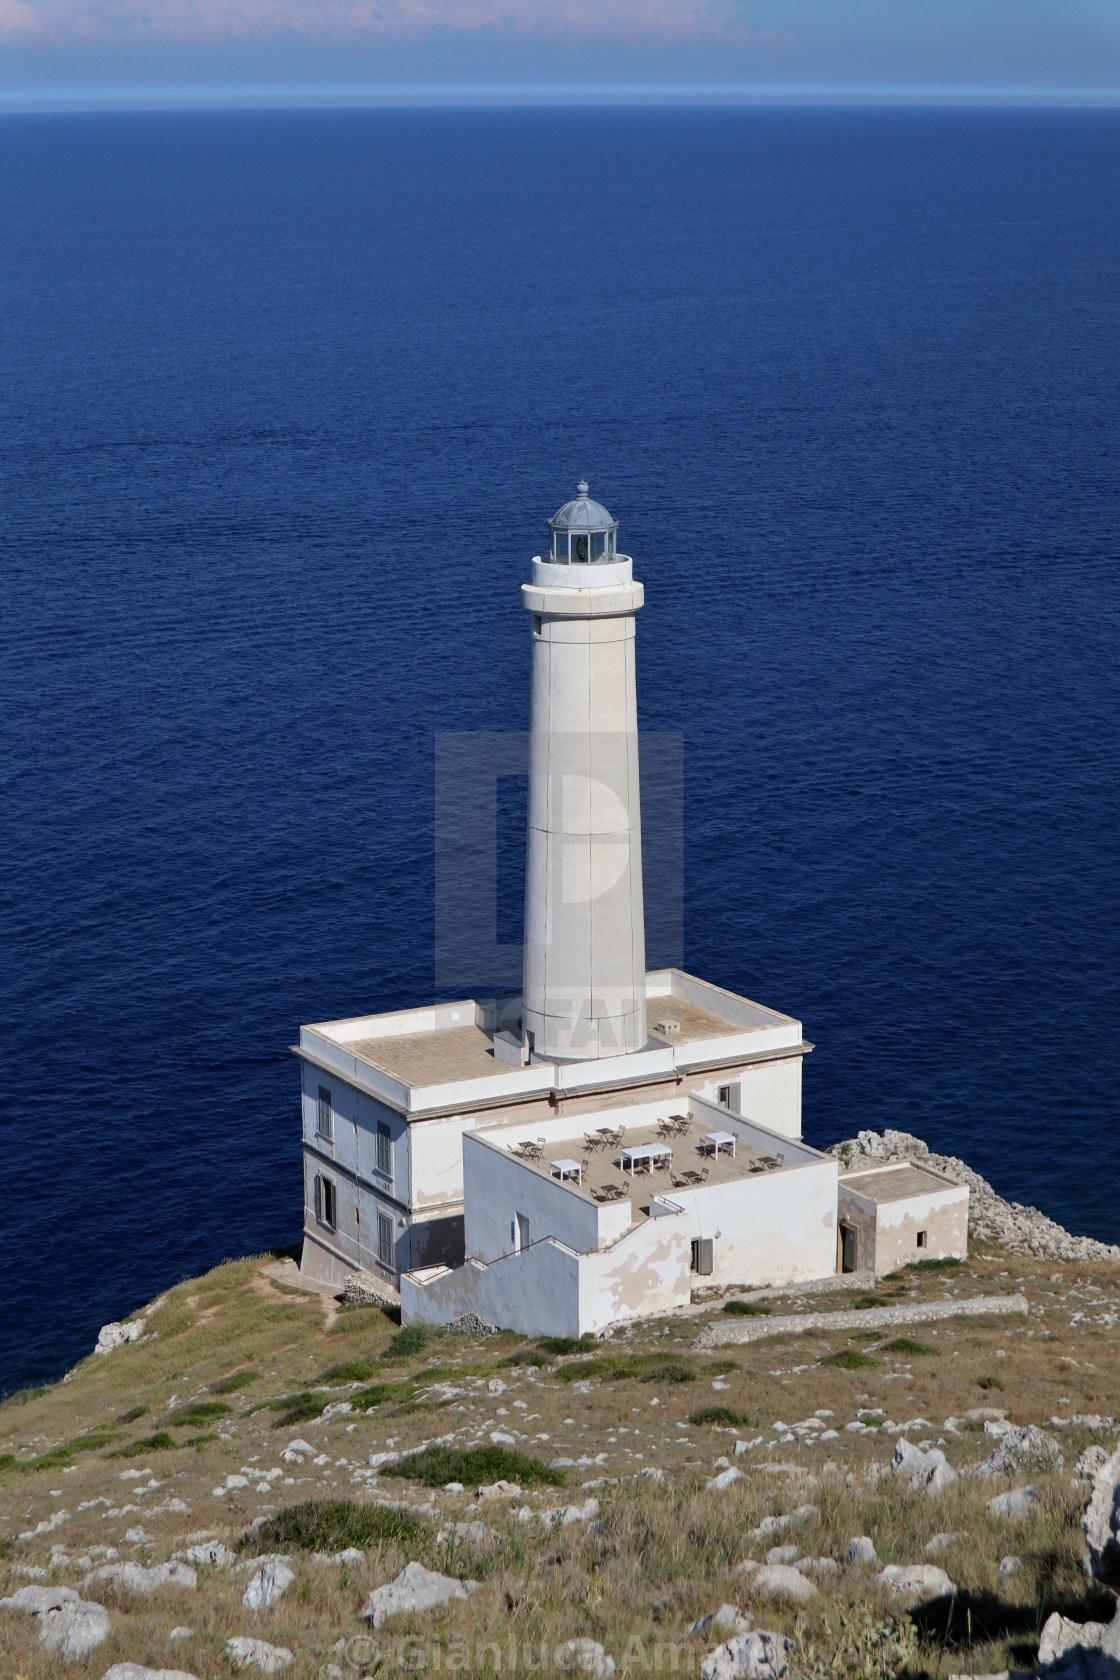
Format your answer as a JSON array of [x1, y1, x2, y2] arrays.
[[250, 1391, 330, 1427], [211, 1371, 261, 1394], [852, 1295, 892, 1310], [977, 1374, 1005, 1391], [381, 1444, 566, 1489], [184, 1432, 220, 1448], [22, 1446, 77, 1471], [881, 1336, 937, 1357], [0, 1385, 53, 1409], [168, 1400, 233, 1427], [905, 1256, 963, 1272], [824, 1349, 879, 1370], [722, 1301, 771, 1316], [115, 1405, 148, 1425], [108, 1431, 179, 1458], [245, 1499, 421, 1553], [688, 1406, 754, 1427], [316, 1360, 381, 1386], [349, 1383, 400, 1412]]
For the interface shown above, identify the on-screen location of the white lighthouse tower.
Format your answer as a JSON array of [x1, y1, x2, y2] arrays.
[[520, 482, 648, 1062]]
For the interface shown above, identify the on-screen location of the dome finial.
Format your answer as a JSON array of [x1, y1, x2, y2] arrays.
[[577, 477, 589, 497]]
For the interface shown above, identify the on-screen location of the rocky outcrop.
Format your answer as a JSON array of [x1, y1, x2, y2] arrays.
[[1, 1584, 112, 1657], [242, 1561, 295, 1611], [95, 1319, 147, 1355], [363, 1562, 480, 1628], [974, 1425, 1064, 1477], [700, 1631, 793, 1680], [891, 1438, 958, 1496], [225, 1637, 294, 1672], [828, 1130, 1120, 1261], [554, 1639, 616, 1679], [83, 1562, 197, 1593], [877, 1564, 956, 1607], [1083, 1444, 1120, 1586]]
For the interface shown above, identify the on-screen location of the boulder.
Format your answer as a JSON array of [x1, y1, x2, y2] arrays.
[[987, 1486, 1038, 1520], [1076, 1448, 1111, 1481], [847, 1537, 879, 1566], [84, 1562, 197, 1593], [169, 1628, 194, 1641], [437, 1521, 499, 1550], [801, 1558, 839, 1576], [477, 1479, 521, 1501], [39, 1599, 113, 1657], [541, 1499, 601, 1528], [225, 1637, 294, 1672], [174, 1542, 236, 1567], [707, 1468, 743, 1492], [687, 1605, 752, 1637], [765, 1545, 800, 1565], [877, 1564, 955, 1607], [891, 1438, 955, 1495], [974, 1425, 1063, 1477], [101, 1667, 200, 1680], [242, 1561, 296, 1610], [364, 1561, 480, 1628], [746, 1505, 817, 1541], [95, 1319, 146, 1355], [1083, 1444, 1120, 1585], [1038, 1613, 1108, 1665], [700, 1630, 793, 1680], [737, 1563, 817, 1605], [554, 1638, 616, 1679]]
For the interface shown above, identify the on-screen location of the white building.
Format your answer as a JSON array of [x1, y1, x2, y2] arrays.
[[297, 483, 966, 1326]]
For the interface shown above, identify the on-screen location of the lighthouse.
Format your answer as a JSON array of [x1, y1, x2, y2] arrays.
[[520, 482, 648, 1062]]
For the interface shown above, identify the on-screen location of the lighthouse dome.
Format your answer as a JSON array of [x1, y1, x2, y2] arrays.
[[547, 480, 619, 563]]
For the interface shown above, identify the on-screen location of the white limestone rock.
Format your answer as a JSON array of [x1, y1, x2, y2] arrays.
[[986, 1486, 1038, 1520], [997, 1556, 1022, 1577], [746, 1505, 817, 1541], [242, 1560, 296, 1610], [555, 1638, 616, 1679], [891, 1438, 956, 1495], [1038, 1613, 1108, 1665], [437, 1521, 500, 1550], [1076, 1448, 1111, 1481], [39, 1598, 113, 1657], [101, 1667, 200, 1680], [700, 1630, 793, 1680], [541, 1498, 601, 1527], [687, 1605, 753, 1637], [174, 1541, 236, 1567], [736, 1563, 817, 1604], [974, 1425, 1063, 1477], [169, 1627, 195, 1641], [847, 1536, 879, 1565], [84, 1562, 197, 1593], [1083, 1444, 1120, 1585], [225, 1636, 294, 1672], [95, 1319, 146, 1355], [765, 1545, 800, 1565], [363, 1561, 480, 1628], [708, 1467, 743, 1492], [877, 1563, 956, 1606]]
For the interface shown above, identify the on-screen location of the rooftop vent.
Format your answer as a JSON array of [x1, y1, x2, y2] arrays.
[[655, 1017, 681, 1036]]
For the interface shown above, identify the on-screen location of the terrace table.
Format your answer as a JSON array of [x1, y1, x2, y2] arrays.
[[704, 1130, 737, 1159], [620, 1141, 672, 1176], [551, 1157, 584, 1184]]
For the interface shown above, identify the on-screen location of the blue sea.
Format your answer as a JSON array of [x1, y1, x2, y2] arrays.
[[2, 107, 1119, 1393]]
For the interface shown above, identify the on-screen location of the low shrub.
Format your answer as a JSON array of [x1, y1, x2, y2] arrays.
[[722, 1301, 771, 1317], [977, 1374, 1005, 1391], [316, 1360, 381, 1386], [382, 1444, 566, 1489], [23, 1446, 76, 1471], [350, 1383, 400, 1412], [688, 1406, 752, 1427], [67, 1430, 119, 1453], [168, 1401, 233, 1427], [246, 1498, 420, 1553], [537, 1335, 598, 1355], [881, 1336, 936, 1356], [109, 1432, 179, 1458], [906, 1257, 962, 1272], [250, 1392, 330, 1427], [115, 1405, 148, 1424], [211, 1371, 261, 1394], [383, 1325, 431, 1361], [552, 1354, 695, 1385], [825, 1350, 878, 1370], [852, 1295, 891, 1310]]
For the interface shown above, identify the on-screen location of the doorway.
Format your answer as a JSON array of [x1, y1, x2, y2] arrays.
[[840, 1224, 858, 1274], [516, 1212, 531, 1252]]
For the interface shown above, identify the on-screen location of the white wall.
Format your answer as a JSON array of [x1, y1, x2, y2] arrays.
[[463, 1134, 610, 1262], [694, 1059, 802, 1141]]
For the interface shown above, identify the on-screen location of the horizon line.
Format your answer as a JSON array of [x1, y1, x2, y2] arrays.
[[4, 82, 1120, 113]]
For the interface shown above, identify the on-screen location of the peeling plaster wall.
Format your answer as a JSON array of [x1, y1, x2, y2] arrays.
[[837, 1179, 969, 1276], [401, 1245, 583, 1339], [577, 1215, 692, 1330], [836, 1189, 878, 1274], [675, 1157, 838, 1288], [409, 1114, 479, 1210]]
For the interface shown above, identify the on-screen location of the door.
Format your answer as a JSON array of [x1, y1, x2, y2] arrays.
[[840, 1224, 857, 1273], [516, 1212, 531, 1252]]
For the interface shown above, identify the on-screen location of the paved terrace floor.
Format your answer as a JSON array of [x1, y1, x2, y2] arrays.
[[495, 1119, 793, 1216], [339, 999, 754, 1087]]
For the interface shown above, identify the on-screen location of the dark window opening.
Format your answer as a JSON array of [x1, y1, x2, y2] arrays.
[[377, 1210, 395, 1269], [690, 1237, 713, 1275], [317, 1086, 333, 1142], [376, 1120, 392, 1177], [314, 1174, 337, 1231], [916, 1229, 928, 1249], [840, 1224, 857, 1273]]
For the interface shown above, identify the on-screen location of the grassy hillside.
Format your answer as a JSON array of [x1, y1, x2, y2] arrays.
[[2, 1251, 1118, 1679]]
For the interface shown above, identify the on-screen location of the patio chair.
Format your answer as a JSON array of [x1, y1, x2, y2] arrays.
[[584, 1132, 603, 1152], [697, 1166, 709, 1184], [655, 1118, 674, 1140], [681, 1170, 701, 1186]]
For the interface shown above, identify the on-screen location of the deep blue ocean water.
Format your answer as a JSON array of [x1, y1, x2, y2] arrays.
[[2, 107, 1119, 1393]]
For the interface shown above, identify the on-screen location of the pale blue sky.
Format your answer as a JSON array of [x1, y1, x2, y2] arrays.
[[1, 0, 1119, 110]]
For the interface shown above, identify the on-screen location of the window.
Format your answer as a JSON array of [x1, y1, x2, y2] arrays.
[[532, 614, 543, 636], [314, 1173, 337, 1231], [552, 531, 569, 562], [316, 1086, 333, 1142], [377, 1210, 395, 1269], [573, 533, 589, 563], [717, 1083, 740, 1114], [516, 1212, 531, 1252], [376, 1120, 392, 1177], [917, 1229, 928, 1249], [690, 1237, 713, 1276]]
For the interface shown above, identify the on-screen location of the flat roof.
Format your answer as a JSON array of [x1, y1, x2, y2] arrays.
[[298, 969, 806, 1113], [839, 1162, 961, 1203]]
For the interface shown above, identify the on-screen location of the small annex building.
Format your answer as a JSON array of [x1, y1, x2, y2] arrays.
[[296, 483, 968, 1327]]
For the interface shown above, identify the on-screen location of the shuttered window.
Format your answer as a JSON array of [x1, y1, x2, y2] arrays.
[[377, 1211, 394, 1269], [317, 1086, 333, 1141], [314, 1174, 337, 1231], [376, 1121, 392, 1176]]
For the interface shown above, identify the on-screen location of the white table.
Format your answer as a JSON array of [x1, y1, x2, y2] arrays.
[[620, 1141, 672, 1175], [551, 1157, 584, 1184], [704, 1130, 737, 1159]]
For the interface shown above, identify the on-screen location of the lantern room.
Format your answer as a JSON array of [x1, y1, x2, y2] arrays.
[[547, 479, 619, 564]]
